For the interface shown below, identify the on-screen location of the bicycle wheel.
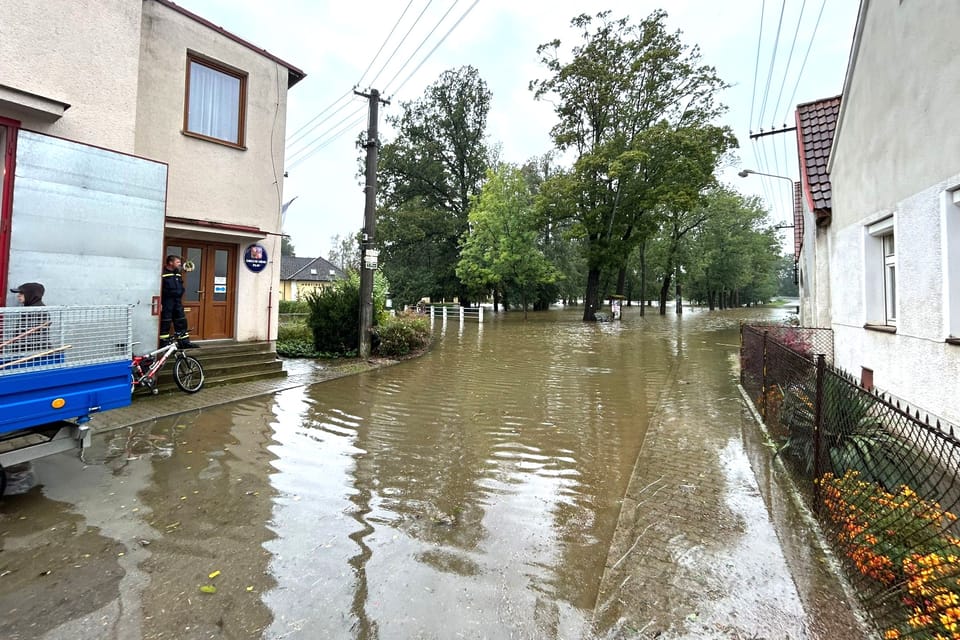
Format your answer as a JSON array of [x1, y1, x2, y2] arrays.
[[174, 355, 204, 393]]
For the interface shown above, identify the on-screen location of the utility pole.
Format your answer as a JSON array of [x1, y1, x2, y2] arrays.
[[356, 88, 389, 359]]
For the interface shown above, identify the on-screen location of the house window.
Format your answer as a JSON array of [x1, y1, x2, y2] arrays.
[[865, 216, 896, 327], [946, 189, 960, 341], [184, 53, 246, 147], [882, 233, 896, 324]]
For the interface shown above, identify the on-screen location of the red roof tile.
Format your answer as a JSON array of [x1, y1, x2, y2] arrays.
[[795, 95, 840, 224]]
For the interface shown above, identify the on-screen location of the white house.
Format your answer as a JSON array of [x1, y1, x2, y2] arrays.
[[0, 0, 304, 346], [808, 0, 960, 424]]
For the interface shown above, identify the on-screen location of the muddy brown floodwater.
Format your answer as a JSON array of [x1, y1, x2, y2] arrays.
[[0, 305, 806, 639]]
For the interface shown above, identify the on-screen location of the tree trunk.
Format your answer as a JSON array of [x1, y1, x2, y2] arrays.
[[639, 243, 647, 317], [675, 264, 682, 315], [708, 290, 716, 311], [658, 271, 672, 316], [583, 267, 601, 321], [616, 267, 627, 299], [493, 289, 501, 313]]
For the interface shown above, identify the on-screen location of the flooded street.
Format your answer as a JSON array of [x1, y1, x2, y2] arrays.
[[0, 306, 800, 639]]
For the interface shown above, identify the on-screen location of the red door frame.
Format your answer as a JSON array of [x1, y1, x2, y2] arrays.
[[0, 116, 21, 297]]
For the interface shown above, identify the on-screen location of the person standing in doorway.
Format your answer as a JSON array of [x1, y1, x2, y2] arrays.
[[160, 255, 199, 348]]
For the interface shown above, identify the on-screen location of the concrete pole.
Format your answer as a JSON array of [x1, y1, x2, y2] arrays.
[[479, 306, 483, 323]]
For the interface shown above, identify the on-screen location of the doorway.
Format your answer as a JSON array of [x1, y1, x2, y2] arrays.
[[164, 241, 236, 340]]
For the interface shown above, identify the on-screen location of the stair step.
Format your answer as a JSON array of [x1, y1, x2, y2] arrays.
[[146, 367, 288, 394], [155, 359, 283, 383]]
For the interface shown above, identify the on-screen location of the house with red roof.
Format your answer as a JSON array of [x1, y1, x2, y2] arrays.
[[798, 0, 960, 424]]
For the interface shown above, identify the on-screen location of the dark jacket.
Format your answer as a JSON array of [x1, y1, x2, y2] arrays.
[[161, 267, 184, 303], [9, 283, 49, 352]]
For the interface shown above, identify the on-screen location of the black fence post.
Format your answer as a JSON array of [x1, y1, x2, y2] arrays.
[[761, 331, 769, 421], [813, 353, 826, 514]]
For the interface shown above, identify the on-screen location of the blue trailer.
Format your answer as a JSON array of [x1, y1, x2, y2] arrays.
[[0, 305, 132, 494]]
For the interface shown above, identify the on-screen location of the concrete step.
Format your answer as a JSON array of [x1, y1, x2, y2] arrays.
[[140, 340, 286, 393]]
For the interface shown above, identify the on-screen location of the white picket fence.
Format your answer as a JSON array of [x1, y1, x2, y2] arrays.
[[426, 305, 484, 323]]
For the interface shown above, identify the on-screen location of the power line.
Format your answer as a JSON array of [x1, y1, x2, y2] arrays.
[[389, 0, 480, 98], [781, 0, 828, 123], [748, 0, 766, 131], [757, 0, 787, 128], [357, 0, 416, 88], [287, 105, 366, 164], [287, 94, 360, 151], [286, 1, 417, 146], [771, 0, 807, 125], [286, 89, 353, 143], [367, 0, 437, 89], [382, 0, 462, 95], [287, 114, 367, 171]]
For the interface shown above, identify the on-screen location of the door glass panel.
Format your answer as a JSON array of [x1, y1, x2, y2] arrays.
[[214, 249, 228, 302], [183, 247, 203, 301], [166, 245, 182, 263]]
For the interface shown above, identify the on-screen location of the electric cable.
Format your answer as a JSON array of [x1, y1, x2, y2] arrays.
[[286, 89, 353, 143], [389, 0, 480, 98], [287, 104, 366, 164], [287, 95, 360, 151], [781, 0, 828, 123], [757, 0, 787, 128], [749, 0, 766, 131], [357, 0, 416, 88], [287, 114, 367, 171], [382, 0, 462, 95], [367, 0, 437, 89], [771, 0, 807, 125]]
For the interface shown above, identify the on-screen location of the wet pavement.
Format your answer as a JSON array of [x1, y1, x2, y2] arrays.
[[0, 307, 872, 639]]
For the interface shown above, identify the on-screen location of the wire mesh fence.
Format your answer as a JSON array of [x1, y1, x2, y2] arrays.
[[741, 323, 960, 639], [0, 305, 131, 376]]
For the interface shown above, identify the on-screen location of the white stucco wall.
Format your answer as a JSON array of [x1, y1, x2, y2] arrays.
[[135, 1, 294, 341], [0, 0, 142, 151], [830, 0, 960, 226], [798, 202, 833, 329], [829, 175, 960, 425], [827, 0, 960, 424]]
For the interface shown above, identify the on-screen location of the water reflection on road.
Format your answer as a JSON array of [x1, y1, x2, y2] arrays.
[[0, 305, 787, 639]]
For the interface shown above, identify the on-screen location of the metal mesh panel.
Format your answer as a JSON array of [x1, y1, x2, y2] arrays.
[[741, 323, 960, 638], [0, 305, 131, 376]]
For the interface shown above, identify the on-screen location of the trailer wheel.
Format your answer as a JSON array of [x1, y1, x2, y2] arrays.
[[0, 464, 6, 498]]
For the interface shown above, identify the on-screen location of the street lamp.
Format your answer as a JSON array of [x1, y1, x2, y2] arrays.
[[738, 169, 795, 229]]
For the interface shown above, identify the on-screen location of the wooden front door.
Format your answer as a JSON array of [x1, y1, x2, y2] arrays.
[[165, 241, 236, 340]]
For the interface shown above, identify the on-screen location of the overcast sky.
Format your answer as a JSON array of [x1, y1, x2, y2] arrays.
[[176, 0, 860, 259]]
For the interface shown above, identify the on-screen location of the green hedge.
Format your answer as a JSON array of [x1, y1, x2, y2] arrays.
[[279, 299, 310, 314], [374, 312, 431, 357]]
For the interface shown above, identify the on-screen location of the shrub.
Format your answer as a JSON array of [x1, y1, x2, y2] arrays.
[[303, 272, 390, 356], [279, 299, 309, 314], [375, 312, 431, 357]]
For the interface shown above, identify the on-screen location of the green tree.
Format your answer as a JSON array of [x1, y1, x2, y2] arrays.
[[457, 165, 561, 318], [328, 232, 360, 273], [281, 235, 296, 257], [531, 10, 734, 320], [378, 66, 492, 307]]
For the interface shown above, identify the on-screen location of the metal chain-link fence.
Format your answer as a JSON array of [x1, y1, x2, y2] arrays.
[[741, 323, 960, 639]]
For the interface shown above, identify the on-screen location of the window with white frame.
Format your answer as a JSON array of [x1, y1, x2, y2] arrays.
[[865, 216, 896, 327], [882, 233, 896, 324], [184, 53, 246, 147], [946, 189, 960, 340]]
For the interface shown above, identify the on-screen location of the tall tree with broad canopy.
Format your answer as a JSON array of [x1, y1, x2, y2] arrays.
[[378, 66, 492, 308], [530, 10, 734, 320], [457, 165, 561, 317]]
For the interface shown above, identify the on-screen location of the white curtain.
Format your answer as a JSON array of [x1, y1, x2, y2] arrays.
[[188, 62, 241, 143]]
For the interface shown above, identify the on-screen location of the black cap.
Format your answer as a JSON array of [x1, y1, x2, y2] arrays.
[[10, 282, 44, 295]]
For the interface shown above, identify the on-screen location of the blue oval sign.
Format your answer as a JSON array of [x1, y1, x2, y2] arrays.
[[244, 244, 268, 273]]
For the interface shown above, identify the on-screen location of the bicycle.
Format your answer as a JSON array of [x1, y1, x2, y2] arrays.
[[131, 338, 204, 395]]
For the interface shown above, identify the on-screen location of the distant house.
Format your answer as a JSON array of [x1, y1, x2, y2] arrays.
[[280, 257, 345, 300], [795, 95, 841, 330], [799, 0, 960, 424]]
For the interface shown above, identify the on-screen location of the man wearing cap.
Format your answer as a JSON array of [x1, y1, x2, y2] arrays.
[[159, 255, 199, 349], [8, 282, 50, 352]]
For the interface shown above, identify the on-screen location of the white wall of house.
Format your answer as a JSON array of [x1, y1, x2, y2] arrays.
[[0, 0, 142, 152], [798, 203, 833, 329], [827, 0, 960, 425], [135, 1, 293, 341]]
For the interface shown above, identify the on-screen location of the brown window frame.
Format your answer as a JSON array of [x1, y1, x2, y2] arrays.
[[182, 52, 248, 149]]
